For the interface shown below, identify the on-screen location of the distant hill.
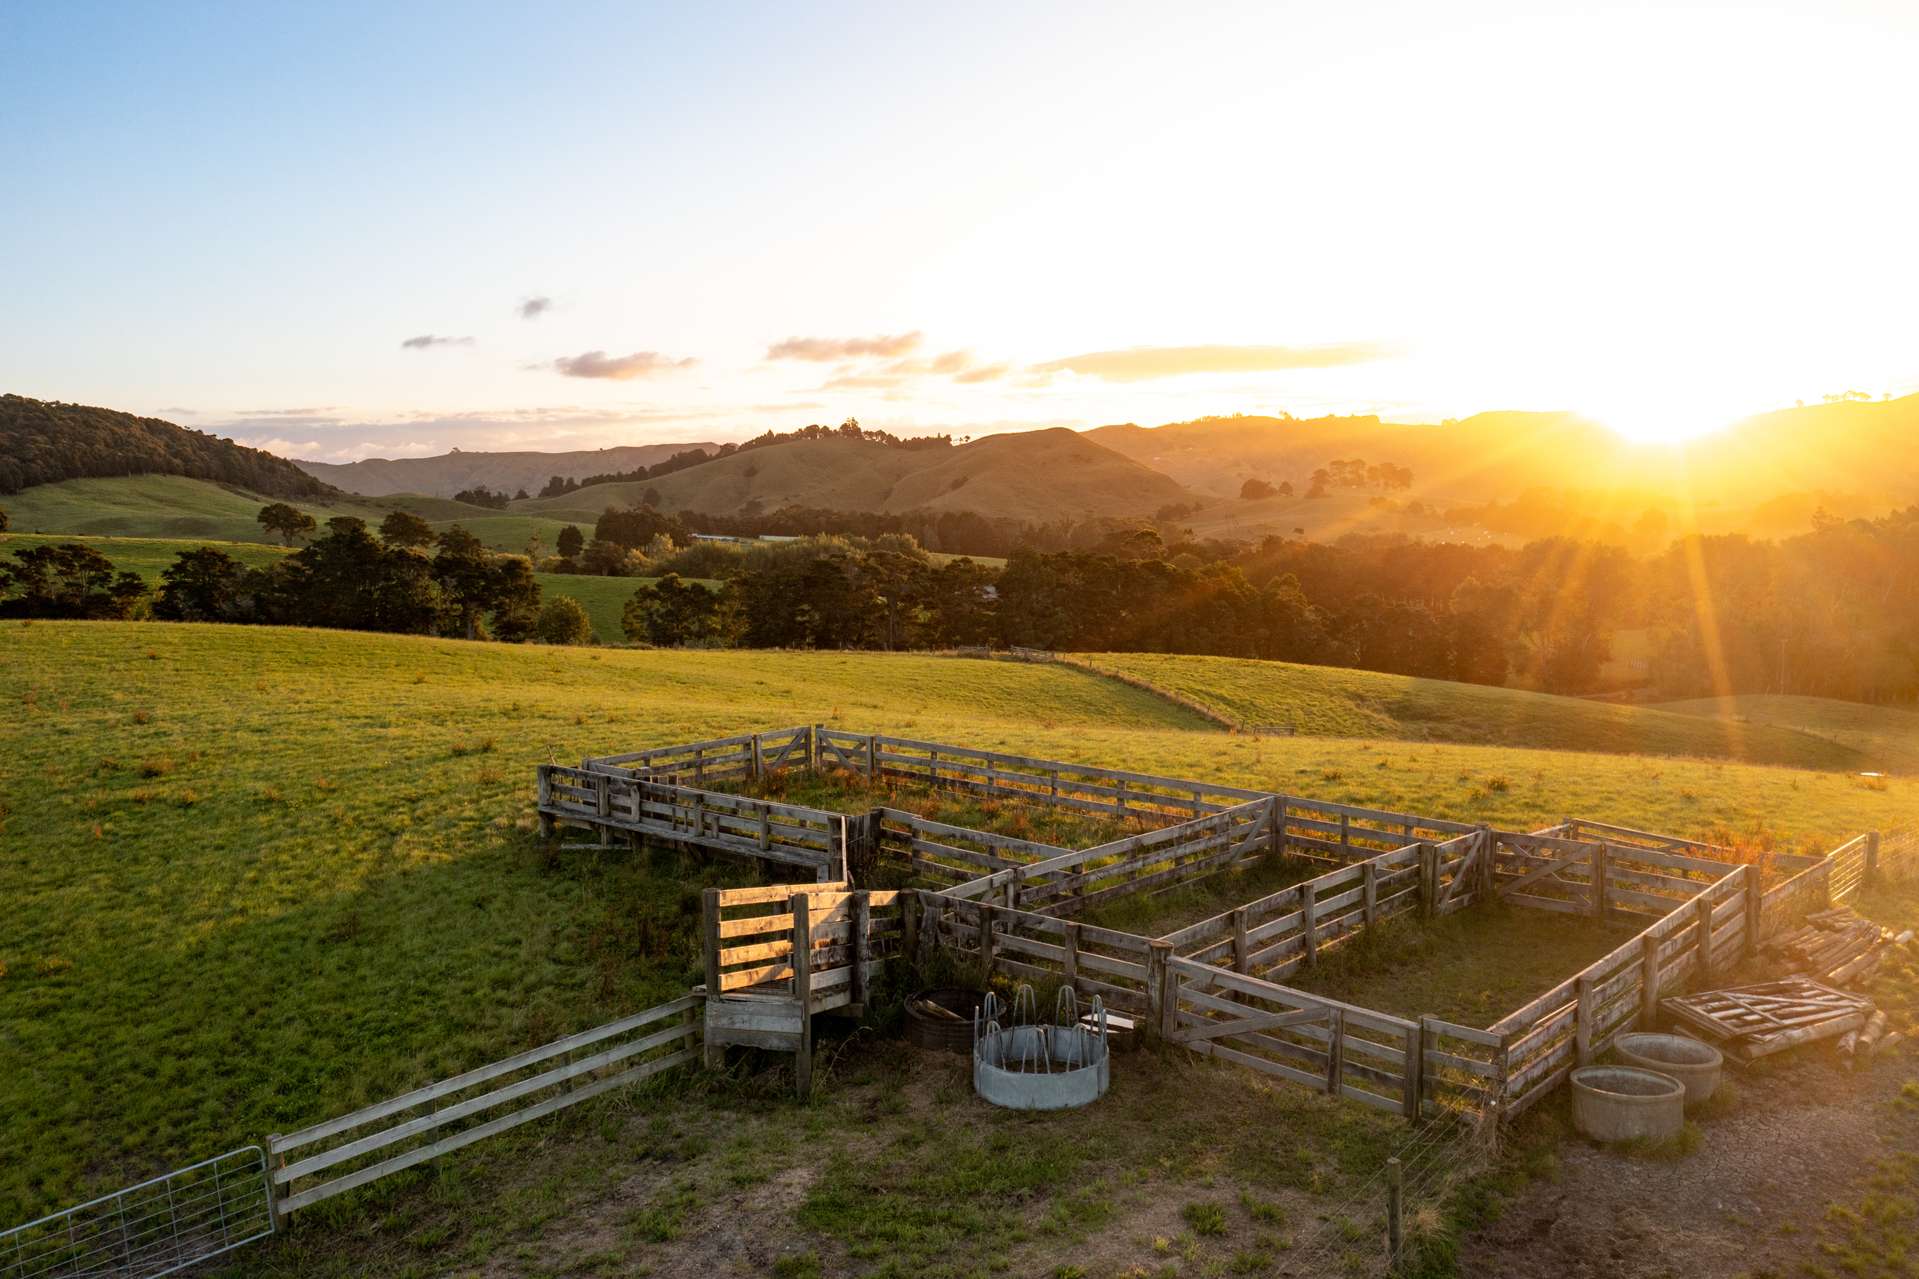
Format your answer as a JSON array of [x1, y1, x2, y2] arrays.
[[0, 394, 335, 499], [513, 428, 1197, 522], [1656, 694, 1919, 775], [296, 443, 719, 498]]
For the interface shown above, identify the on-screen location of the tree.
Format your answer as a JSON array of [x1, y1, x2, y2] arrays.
[[0, 506, 9, 532], [1240, 478, 1278, 500], [257, 502, 316, 545], [533, 595, 593, 645], [379, 510, 435, 548], [432, 528, 541, 640], [580, 539, 635, 576], [623, 573, 725, 646], [0, 543, 147, 618], [154, 547, 255, 622], [594, 505, 686, 550], [268, 517, 441, 633], [556, 525, 584, 559]]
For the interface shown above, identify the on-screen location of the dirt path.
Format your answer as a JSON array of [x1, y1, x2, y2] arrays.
[[1463, 1048, 1919, 1279]]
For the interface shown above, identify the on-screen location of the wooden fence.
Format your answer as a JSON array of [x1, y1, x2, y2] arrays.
[[922, 894, 1157, 1015], [267, 995, 701, 1219], [583, 724, 813, 785], [537, 765, 846, 878], [1278, 797, 1478, 864]]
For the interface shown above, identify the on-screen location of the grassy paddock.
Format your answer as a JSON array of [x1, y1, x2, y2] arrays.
[[1072, 651, 1872, 772], [2, 622, 1913, 1251]]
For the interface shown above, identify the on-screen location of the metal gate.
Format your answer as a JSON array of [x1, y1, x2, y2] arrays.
[[2, 1147, 274, 1279]]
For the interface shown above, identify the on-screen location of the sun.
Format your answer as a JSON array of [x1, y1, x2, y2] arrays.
[[1583, 389, 1743, 447]]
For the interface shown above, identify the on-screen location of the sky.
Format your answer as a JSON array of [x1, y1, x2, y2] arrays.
[[4, 0, 1918, 461]]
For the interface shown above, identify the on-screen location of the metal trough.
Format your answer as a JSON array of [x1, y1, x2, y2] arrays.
[[973, 986, 1110, 1111]]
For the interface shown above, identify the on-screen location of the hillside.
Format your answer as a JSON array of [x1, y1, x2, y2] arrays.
[[1657, 694, 1919, 775], [1067, 652, 1871, 771], [0, 394, 335, 498], [296, 442, 717, 498], [514, 428, 1197, 522]]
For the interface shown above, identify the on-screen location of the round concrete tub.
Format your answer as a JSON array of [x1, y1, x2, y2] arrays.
[[1570, 1065, 1687, 1143], [1613, 1033, 1724, 1106]]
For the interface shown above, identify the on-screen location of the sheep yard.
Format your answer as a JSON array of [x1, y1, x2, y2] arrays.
[[4, 621, 1918, 1278]]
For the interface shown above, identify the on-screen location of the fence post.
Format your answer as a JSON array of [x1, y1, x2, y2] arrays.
[[792, 893, 813, 1097], [1574, 975, 1596, 1066], [751, 733, 764, 783], [1866, 830, 1882, 885], [1694, 893, 1714, 985], [1340, 812, 1351, 858], [979, 902, 998, 983], [901, 888, 920, 967], [1269, 796, 1284, 858], [1477, 825, 1495, 896], [1589, 843, 1608, 921], [866, 733, 879, 783], [263, 1142, 285, 1231], [1386, 1156, 1404, 1265], [1145, 940, 1172, 1042], [1301, 880, 1319, 967], [1232, 906, 1250, 974], [850, 891, 871, 1012], [1406, 1019, 1428, 1120], [1639, 931, 1661, 1029], [1325, 1007, 1345, 1096], [536, 767, 555, 838], [1363, 859, 1379, 928], [1744, 863, 1763, 956], [1062, 920, 1080, 991], [1420, 843, 1438, 919]]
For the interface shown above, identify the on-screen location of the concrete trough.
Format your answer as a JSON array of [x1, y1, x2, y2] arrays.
[[1613, 1033, 1724, 1106], [1570, 1065, 1687, 1143]]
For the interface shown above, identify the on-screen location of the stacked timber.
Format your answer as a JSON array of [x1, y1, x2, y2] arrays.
[[1662, 978, 1873, 1064], [1766, 906, 1910, 988]]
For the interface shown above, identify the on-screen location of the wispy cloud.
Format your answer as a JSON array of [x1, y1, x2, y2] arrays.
[[767, 331, 922, 361], [400, 334, 475, 349], [954, 363, 1010, 384], [821, 374, 904, 390], [1031, 342, 1394, 382], [550, 350, 698, 380], [518, 295, 553, 320]]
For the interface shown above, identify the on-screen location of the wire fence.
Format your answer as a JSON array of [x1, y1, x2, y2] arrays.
[[0, 1147, 272, 1279]]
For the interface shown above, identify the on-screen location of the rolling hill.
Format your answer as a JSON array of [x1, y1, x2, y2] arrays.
[[0, 394, 334, 498], [513, 428, 1197, 522], [1656, 694, 1919, 775], [295, 442, 717, 498], [1065, 652, 1873, 771]]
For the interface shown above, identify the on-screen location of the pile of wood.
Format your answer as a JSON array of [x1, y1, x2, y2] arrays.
[[1663, 978, 1874, 1063], [1766, 906, 1915, 988]]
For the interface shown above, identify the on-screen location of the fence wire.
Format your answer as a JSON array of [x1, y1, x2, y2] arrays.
[[1, 1147, 272, 1279]]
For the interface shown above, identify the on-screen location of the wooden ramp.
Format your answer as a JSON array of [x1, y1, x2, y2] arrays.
[[700, 882, 906, 1094]]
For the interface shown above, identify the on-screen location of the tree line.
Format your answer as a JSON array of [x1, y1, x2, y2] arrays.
[[0, 513, 595, 644]]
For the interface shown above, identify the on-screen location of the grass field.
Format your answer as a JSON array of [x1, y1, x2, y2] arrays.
[[3, 622, 1915, 1271], [1071, 652, 1869, 772], [1658, 693, 1919, 775], [0, 475, 567, 554]]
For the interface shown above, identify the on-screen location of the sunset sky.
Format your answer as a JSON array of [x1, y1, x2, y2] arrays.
[[4, 0, 1917, 461]]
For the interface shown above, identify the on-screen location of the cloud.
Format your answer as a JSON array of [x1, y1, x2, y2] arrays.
[[820, 374, 905, 390], [518, 295, 553, 320], [767, 331, 922, 361], [400, 334, 475, 349], [550, 350, 698, 380], [884, 349, 973, 376], [954, 363, 1010, 384], [1031, 342, 1394, 382]]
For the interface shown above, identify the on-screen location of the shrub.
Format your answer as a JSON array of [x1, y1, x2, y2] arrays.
[[533, 595, 593, 645]]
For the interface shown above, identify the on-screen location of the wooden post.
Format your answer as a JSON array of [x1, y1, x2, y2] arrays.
[[1301, 880, 1319, 967], [1231, 906, 1250, 975], [1269, 796, 1283, 858], [1157, 945, 1179, 1041], [264, 1140, 284, 1230], [979, 903, 997, 982], [1744, 862, 1763, 956], [596, 773, 610, 820], [901, 888, 920, 967], [751, 733, 764, 783], [866, 733, 879, 783], [850, 891, 870, 1012], [1639, 931, 1661, 1029], [1694, 893, 1714, 985], [1144, 941, 1171, 1042], [1363, 859, 1378, 928], [1420, 842, 1438, 919], [1574, 975, 1596, 1066], [1866, 831, 1882, 885], [536, 767, 555, 838], [1325, 1007, 1344, 1095], [791, 893, 813, 1097], [1406, 1020, 1428, 1120], [1386, 1156, 1403, 1264], [1589, 843, 1608, 921], [1340, 812, 1351, 858], [702, 889, 724, 1067], [1477, 826, 1495, 896], [1062, 921, 1080, 991]]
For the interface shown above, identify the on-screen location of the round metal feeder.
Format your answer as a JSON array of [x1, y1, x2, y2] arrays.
[[972, 985, 1110, 1111]]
